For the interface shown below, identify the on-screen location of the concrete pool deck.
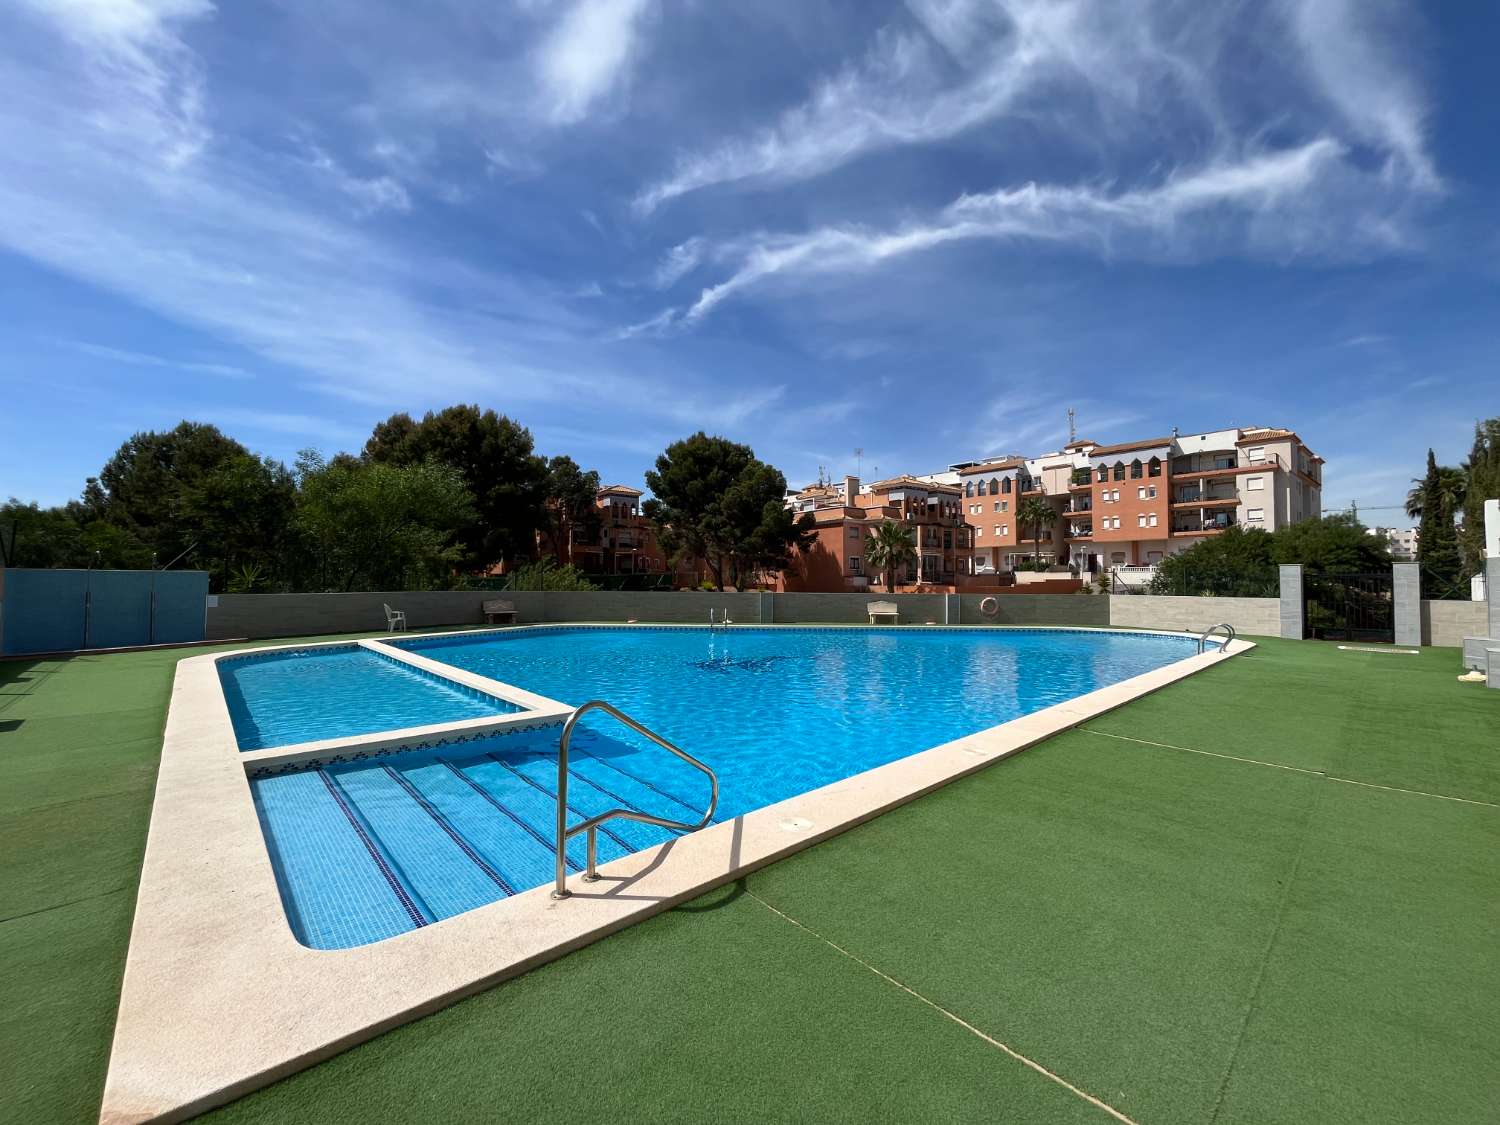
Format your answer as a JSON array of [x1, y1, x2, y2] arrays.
[[101, 624, 1247, 1122], [4, 631, 1496, 1124]]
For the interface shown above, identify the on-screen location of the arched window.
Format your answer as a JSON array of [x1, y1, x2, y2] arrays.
[[1001, 477, 1011, 494], [977, 479, 988, 496], [1148, 457, 1162, 478], [1112, 461, 1126, 481], [1130, 459, 1143, 479], [990, 478, 1000, 495], [1096, 465, 1108, 483], [964, 480, 974, 496]]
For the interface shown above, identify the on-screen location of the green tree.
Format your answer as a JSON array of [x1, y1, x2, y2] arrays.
[[543, 455, 601, 566], [1270, 513, 1390, 573], [643, 432, 814, 590], [1017, 496, 1057, 568], [295, 454, 475, 591], [0, 499, 151, 569], [864, 519, 917, 592], [364, 405, 549, 572], [1404, 464, 1466, 520], [92, 422, 251, 567], [180, 454, 297, 591], [1415, 448, 1462, 585], [1459, 417, 1500, 575], [1149, 526, 1277, 595]]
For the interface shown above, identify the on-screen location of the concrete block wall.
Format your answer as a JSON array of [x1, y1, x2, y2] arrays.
[[1421, 600, 1487, 649], [958, 594, 1110, 627], [1108, 595, 1279, 636], [205, 589, 1109, 639]]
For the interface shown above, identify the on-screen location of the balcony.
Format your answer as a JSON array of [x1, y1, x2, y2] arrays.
[[1172, 516, 1239, 536], [1065, 501, 1093, 514], [1172, 490, 1238, 509]]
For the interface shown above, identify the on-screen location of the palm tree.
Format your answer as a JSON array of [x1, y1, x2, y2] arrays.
[[1405, 465, 1466, 520], [1016, 497, 1057, 569], [864, 520, 917, 591]]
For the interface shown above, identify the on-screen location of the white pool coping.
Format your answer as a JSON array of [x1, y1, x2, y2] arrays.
[[100, 624, 1252, 1123]]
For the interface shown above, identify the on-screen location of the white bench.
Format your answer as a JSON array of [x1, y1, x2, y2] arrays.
[[482, 599, 518, 625], [867, 600, 899, 625]]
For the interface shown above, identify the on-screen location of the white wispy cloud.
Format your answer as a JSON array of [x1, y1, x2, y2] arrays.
[[635, 0, 1440, 215], [63, 339, 251, 379], [1282, 0, 1440, 190], [534, 0, 654, 124], [639, 139, 1381, 330], [634, 0, 1214, 213]]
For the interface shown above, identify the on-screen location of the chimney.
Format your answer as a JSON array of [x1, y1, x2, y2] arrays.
[[844, 475, 859, 503]]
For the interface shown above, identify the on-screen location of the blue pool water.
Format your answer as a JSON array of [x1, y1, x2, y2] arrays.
[[220, 644, 518, 751], [251, 627, 1205, 948]]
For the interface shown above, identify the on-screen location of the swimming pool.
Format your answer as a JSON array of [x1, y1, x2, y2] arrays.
[[249, 627, 1207, 947], [219, 644, 520, 751]]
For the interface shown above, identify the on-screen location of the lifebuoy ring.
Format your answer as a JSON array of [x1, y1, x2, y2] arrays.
[[979, 596, 1000, 618]]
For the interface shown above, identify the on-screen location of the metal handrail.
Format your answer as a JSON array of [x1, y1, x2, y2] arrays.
[[1198, 622, 1236, 653], [552, 700, 719, 899]]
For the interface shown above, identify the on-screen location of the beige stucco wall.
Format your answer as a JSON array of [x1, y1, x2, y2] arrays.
[[958, 593, 1110, 627], [1421, 599, 1487, 648], [1108, 594, 1280, 636]]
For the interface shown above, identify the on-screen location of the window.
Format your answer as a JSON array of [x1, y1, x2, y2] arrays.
[[847, 527, 860, 539], [1111, 551, 1127, 564], [849, 556, 862, 575], [1001, 525, 1008, 536], [1247, 446, 1266, 464], [1247, 507, 1264, 522], [977, 479, 988, 496], [1130, 459, 1143, 479], [1113, 489, 1121, 502], [975, 528, 983, 538], [1148, 457, 1162, 477], [1215, 455, 1235, 469], [994, 525, 1002, 536], [1147, 550, 1163, 562], [1246, 476, 1264, 491], [1137, 486, 1146, 500], [993, 477, 1004, 494], [1112, 462, 1126, 480], [964, 481, 974, 496], [1097, 466, 1109, 482], [994, 501, 1002, 512], [1147, 486, 1157, 499], [1138, 514, 1147, 527], [1001, 500, 1008, 512], [1148, 513, 1158, 528]]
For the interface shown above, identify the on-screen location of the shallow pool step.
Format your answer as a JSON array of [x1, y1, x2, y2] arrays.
[[251, 733, 703, 950]]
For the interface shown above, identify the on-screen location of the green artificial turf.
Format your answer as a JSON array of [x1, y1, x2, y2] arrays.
[[2, 633, 1495, 1124]]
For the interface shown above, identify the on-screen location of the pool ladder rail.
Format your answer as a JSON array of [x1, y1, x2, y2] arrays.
[[1198, 622, 1236, 653], [552, 700, 719, 899], [709, 607, 733, 630]]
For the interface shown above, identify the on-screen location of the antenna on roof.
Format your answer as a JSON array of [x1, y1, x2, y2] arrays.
[[1067, 407, 1076, 444]]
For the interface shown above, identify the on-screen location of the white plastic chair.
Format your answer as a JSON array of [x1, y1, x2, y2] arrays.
[[383, 603, 407, 631]]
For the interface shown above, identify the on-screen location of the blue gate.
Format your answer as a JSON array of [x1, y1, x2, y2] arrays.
[[0, 568, 209, 656]]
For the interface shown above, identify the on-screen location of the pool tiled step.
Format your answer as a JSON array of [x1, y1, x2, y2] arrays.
[[251, 734, 712, 950]]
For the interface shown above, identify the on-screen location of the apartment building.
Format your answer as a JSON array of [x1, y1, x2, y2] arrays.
[[546, 484, 692, 578], [1370, 526, 1418, 561], [778, 475, 972, 592], [958, 426, 1322, 576]]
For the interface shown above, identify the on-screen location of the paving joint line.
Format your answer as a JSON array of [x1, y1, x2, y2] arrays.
[[744, 888, 1141, 1125], [1206, 782, 1321, 1123], [1080, 729, 1499, 809]]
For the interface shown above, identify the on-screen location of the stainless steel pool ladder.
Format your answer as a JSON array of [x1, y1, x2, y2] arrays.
[[552, 700, 719, 899], [1198, 623, 1236, 653], [709, 607, 732, 629]]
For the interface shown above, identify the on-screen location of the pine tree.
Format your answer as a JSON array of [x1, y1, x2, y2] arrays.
[[1459, 417, 1500, 574], [1417, 448, 1462, 586]]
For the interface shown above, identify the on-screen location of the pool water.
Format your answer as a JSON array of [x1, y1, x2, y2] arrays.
[[246, 627, 1207, 949], [220, 645, 518, 751], [398, 626, 1204, 816]]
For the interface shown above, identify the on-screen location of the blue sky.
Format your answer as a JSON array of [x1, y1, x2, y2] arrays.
[[2, 1, 1496, 519]]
